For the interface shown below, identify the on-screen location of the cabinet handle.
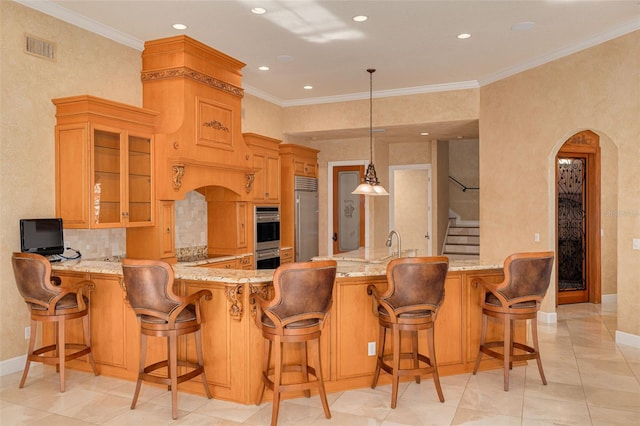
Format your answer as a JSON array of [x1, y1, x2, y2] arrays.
[[166, 227, 171, 233]]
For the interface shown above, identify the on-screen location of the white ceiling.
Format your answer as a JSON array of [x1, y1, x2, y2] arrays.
[[18, 0, 640, 141]]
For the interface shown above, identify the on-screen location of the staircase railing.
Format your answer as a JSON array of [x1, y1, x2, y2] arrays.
[[449, 176, 478, 192]]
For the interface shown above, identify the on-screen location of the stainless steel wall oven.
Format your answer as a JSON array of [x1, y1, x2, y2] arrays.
[[254, 206, 280, 269]]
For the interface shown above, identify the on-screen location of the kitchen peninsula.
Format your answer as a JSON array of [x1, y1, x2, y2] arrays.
[[48, 255, 516, 405]]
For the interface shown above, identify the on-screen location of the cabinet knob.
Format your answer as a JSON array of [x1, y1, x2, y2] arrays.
[[166, 227, 171, 233]]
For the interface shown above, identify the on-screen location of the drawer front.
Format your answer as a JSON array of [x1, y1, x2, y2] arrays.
[[202, 260, 237, 269]]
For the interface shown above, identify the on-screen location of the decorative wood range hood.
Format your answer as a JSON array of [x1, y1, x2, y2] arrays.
[[127, 36, 258, 262], [141, 35, 255, 200]]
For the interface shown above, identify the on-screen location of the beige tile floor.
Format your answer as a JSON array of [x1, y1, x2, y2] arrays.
[[1, 302, 638, 425]]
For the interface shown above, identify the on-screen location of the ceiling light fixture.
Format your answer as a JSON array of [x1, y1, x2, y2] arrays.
[[258, 65, 269, 71], [251, 7, 266, 14], [172, 23, 187, 30], [457, 33, 471, 39], [303, 85, 313, 90], [353, 15, 368, 22], [352, 69, 389, 197]]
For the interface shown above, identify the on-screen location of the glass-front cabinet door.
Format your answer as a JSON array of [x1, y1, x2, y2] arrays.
[[126, 134, 153, 226], [91, 127, 153, 227], [92, 126, 124, 227]]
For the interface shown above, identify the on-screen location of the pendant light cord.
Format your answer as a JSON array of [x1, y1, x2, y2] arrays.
[[367, 68, 375, 162]]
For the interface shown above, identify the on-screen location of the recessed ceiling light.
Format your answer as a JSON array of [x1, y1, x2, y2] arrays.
[[420, 132, 429, 136], [258, 65, 269, 71], [353, 15, 368, 22], [457, 33, 471, 39], [251, 7, 266, 15], [303, 85, 313, 90], [172, 23, 187, 30], [511, 21, 536, 31]]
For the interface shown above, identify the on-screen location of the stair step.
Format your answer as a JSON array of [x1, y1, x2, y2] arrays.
[[444, 244, 479, 254], [448, 227, 479, 236], [445, 253, 480, 260], [446, 235, 479, 245]]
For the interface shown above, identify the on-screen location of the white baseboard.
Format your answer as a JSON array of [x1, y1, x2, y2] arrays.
[[0, 355, 26, 377], [602, 293, 617, 304], [538, 310, 557, 324], [616, 330, 640, 348]]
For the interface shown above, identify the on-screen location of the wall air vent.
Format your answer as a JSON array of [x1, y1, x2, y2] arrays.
[[24, 34, 56, 61]]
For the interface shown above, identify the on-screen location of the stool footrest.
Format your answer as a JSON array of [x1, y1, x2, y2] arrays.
[[28, 343, 92, 365], [140, 360, 205, 386], [480, 341, 539, 362]]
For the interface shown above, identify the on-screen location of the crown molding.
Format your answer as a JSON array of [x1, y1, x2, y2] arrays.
[[276, 81, 480, 108], [479, 17, 640, 86], [15, 0, 144, 50]]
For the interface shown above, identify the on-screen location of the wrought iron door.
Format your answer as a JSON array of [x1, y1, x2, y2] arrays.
[[557, 157, 587, 294]]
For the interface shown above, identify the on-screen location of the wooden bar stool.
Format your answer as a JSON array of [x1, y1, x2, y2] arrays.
[[368, 256, 449, 409], [121, 258, 213, 420], [12, 252, 98, 392], [253, 260, 337, 426], [472, 251, 554, 391]]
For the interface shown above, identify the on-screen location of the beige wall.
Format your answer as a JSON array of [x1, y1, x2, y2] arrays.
[[284, 90, 479, 134], [0, 2, 142, 361], [479, 32, 639, 331], [241, 93, 284, 139]]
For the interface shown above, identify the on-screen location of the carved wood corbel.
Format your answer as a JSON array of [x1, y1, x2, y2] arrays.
[[245, 173, 255, 194], [225, 284, 243, 321], [173, 164, 185, 191], [249, 284, 269, 319]]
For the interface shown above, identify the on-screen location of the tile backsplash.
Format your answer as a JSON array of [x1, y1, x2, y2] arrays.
[[64, 228, 126, 259], [63, 190, 208, 260], [175, 190, 208, 249]]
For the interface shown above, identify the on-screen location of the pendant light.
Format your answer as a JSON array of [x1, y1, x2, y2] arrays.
[[352, 68, 389, 196]]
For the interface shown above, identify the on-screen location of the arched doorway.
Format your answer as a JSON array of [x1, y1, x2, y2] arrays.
[[555, 130, 601, 305]]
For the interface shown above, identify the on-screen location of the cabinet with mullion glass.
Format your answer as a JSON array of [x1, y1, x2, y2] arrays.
[[54, 95, 156, 229]]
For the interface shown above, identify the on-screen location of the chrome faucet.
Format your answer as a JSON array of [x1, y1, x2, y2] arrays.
[[386, 230, 402, 258]]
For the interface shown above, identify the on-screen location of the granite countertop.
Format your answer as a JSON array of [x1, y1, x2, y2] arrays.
[[51, 249, 501, 283], [312, 248, 502, 276], [51, 256, 274, 284]]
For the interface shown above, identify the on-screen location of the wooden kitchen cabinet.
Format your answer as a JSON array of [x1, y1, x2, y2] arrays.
[[197, 254, 253, 270], [207, 201, 248, 254], [237, 255, 253, 269], [200, 259, 237, 269], [53, 95, 156, 229], [281, 144, 318, 178], [280, 247, 293, 264], [127, 200, 176, 262], [245, 133, 281, 204], [279, 144, 320, 251], [46, 271, 140, 380]]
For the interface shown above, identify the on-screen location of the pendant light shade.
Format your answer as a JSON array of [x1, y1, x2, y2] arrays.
[[352, 69, 389, 196]]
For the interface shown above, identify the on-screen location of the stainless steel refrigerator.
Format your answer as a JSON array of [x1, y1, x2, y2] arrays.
[[294, 176, 319, 262]]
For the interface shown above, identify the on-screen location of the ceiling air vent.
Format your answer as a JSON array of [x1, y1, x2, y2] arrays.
[[24, 34, 56, 61]]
